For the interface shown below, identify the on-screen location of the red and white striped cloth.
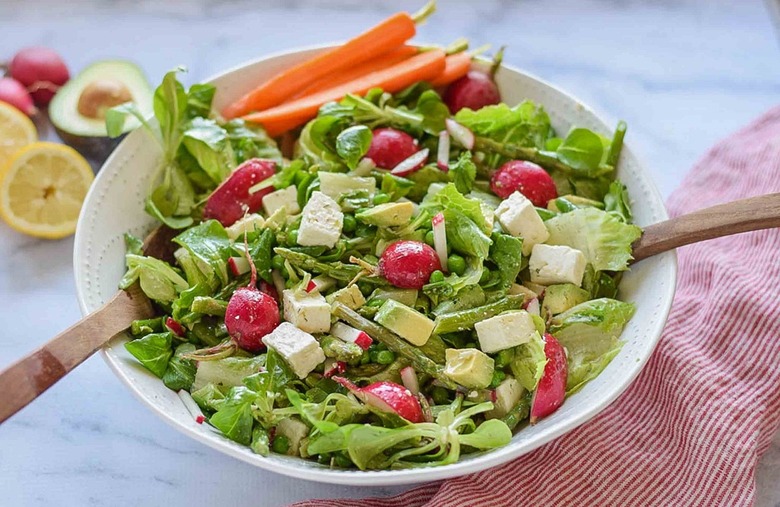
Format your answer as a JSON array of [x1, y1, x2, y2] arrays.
[[293, 107, 780, 507]]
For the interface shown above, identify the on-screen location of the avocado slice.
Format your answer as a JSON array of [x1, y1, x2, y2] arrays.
[[374, 299, 434, 346], [356, 202, 415, 227], [541, 283, 591, 320], [49, 60, 152, 164]]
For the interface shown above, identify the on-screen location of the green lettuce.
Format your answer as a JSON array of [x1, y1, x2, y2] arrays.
[[489, 232, 524, 290], [124, 332, 173, 377], [209, 386, 257, 445], [120, 254, 189, 304], [173, 220, 233, 286], [455, 101, 552, 150], [163, 343, 197, 390], [510, 332, 548, 391]]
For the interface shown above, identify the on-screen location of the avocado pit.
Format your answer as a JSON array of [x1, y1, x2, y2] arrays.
[[76, 79, 132, 119]]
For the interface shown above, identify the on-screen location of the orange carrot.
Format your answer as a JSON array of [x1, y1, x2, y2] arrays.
[[222, 2, 436, 119], [243, 49, 447, 134], [293, 45, 419, 99], [429, 52, 472, 87]]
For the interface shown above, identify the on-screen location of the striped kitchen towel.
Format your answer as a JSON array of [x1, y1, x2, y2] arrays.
[[293, 106, 780, 507]]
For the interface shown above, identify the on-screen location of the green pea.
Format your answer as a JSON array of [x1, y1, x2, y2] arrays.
[[429, 270, 445, 283], [342, 214, 357, 233], [360, 350, 371, 365], [271, 254, 285, 271], [333, 452, 352, 468], [447, 254, 466, 275], [373, 192, 391, 205], [272, 435, 290, 454], [431, 386, 450, 405], [479, 267, 491, 284], [375, 350, 395, 365], [375, 341, 388, 351], [357, 281, 373, 297], [286, 228, 299, 245], [489, 369, 506, 389], [494, 348, 515, 368], [424, 230, 435, 247]]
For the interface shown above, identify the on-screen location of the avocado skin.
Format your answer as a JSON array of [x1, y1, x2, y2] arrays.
[[53, 125, 124, 167]]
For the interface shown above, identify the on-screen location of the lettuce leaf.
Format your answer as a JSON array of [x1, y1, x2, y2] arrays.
[[421, 183, 493, 259], [455, 101, 552, 150], [510, 332, 547, 391], [544, 207, 642, 271], [603, 180, 633, 223], [120, 254, 189, 304], [125, 332, 173, 377], [489, 232, 524, 290], [209, 386, 257, 445], [173, 220, 233, 286], [549, 298, 635, 394]]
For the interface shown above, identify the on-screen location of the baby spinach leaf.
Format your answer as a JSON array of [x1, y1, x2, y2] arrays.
[[125, 332, 174, 378], [335, 125, 372, 169]]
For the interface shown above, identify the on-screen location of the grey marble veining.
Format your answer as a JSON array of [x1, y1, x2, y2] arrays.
[[1, 1, 779, 506]]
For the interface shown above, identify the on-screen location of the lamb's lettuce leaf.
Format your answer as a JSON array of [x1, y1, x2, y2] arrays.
[[173, 220, 232, 286], [120, 254, 189, 304], [124, 332, 174, 377], [163, 343, 197, 390], [209, 386, 257, 445]]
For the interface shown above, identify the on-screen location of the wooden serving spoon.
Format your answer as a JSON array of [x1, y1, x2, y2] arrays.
[[1, 192, 779, 425]]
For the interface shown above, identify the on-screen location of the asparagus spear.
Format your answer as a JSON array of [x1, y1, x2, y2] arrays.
[[332, 303, 458, 389], [191, 296, 228, 316], [501, 393, 532, 431], [274, 248, 389, 286], [131, 317, 164, 336], [319, 335, 364, 363], [433, 295, 525, 334]]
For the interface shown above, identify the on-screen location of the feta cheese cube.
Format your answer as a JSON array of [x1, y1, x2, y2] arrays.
[[283, 289, 332, 333], [263, 322, 326, 379], [297, 191, 343, 248], [319, 172, 376, 200], [529, 243, 587, 286], [495, 191, 549, 255], [262, 186, 300, 216], [226, 213, 265, 240], [475, 310, 537, 353], [486, 377, 526, 419]]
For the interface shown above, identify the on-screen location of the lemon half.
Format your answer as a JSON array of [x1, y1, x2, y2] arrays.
[[0, 101, 37, 167]]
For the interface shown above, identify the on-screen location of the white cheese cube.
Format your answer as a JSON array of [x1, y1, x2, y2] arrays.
[[275, 417, 310, 455], [495, 191, 549, 255], [474, 310, 536, 353], [263, 322, 326, 379], [319, 172, 376, 200], [297, 191, 343, 248], [226, 214, 266, 240], [262, 186, 300, 216], [486, 377, 526, 419], [283, 289, 332, 333], [529, 243, 587, 286]]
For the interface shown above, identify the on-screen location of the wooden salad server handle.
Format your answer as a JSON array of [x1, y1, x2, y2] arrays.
[[0, 226, 177, 424], [632, 193, 780, 262]]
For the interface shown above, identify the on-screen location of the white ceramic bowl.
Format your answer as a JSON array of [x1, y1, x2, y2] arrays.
[[74, 46, 677, 486]]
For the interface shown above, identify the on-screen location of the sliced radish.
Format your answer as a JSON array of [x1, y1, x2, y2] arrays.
[[306, 275, 336, 294], [323, 359, 347, 378], [330, 322, 373, 350], [525, 298, 541, 316], [432, 212, 448, 272], [399, 366, 420, 395], [437, 131, 450, 171], [352, 157, 376, 177], [333, 377, 423, 423], [445, 118, 475, 150], [530, 333, 568, 424], [228, 256, 251, 277], [390, 148, 429, 176], [178, 389, 206, 424], [166, 317, 186, 337], [305, 279, 317, 292]]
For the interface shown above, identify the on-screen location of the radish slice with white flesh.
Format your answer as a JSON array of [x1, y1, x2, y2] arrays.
[[400, 366, 420, 395], [432, 212, 448, 271], [525, 298, 540, 316], [530, 333, 568, 424], [333, 377, 423, 423], [437, 131, 450, 171], [445, 118, 475, 150], [352, 157, 376, 177], [390, 148, 429, 176], [323, 358, 347, 378], [228, 256, 251, 277], [305, 275, 336, 294], [330, 321, 373, 350], [166, 317, 186, 337], [178, 390, 206, 424]]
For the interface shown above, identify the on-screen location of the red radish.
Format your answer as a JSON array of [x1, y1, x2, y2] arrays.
[[524, 298, 540, 316], [203, 158, 276, 227], [378, 240, 442, 289], [365, 127, 419, 169], [177, 390, 206, 424], [530, 333, 568, 424], [0, 77, 36, 116], [330, 322, 373, 350], [490, 160, 557, 206], [323, 359, 347, 378], [443, 71, 501, 114], [9, 47, 69, 106], [445, 118, 475, 150], [436, 131, 450, 171], [228, 256, 250, 276], [225, 240, 281, 353], [390, 148, 429, 176], [333, 377, 423, 423], [258, 280, 279, 301], [305, 280, 317, 292], [305, 275, 336, 294], [165, 317, 186, 337], [399, 366, 420, 395], [431, 212, 448, 271]]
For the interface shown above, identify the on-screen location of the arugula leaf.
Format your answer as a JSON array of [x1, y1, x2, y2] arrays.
[[174, 220, 233, 286], [555, 128, 606, 176], [209, 386, 257, 445], [335, 125, 372, 170], [125, 332, 173, 378], [509, 332, 547, 391], [120, 254, 189, 304], [449, 151, 477, 194], [489, 232, 524, 289], [163, 343, 197, 390], [181, 117, 234, 184], [544, 207, 642, 271], [603, 180, 633, 223]]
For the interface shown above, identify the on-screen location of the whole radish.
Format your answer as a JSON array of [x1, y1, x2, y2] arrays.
[[490, 160, 557, 207], [378, 240, 442, 290], [530, 333, 568, 424], [203, 158, 276, 227], [333, 377, 424, 423], [0, 77, 36, 116], [365, 128, 419, 169], [9, 47, 70, 106], [443, 48, 504, 114], [224, 240, 280, 353]]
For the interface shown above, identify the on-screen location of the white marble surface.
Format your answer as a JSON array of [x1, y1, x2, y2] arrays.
[[1, 0, 779, 505]]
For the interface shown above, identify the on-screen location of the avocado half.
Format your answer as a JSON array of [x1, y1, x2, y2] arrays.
[[49, 60, 152, 165]]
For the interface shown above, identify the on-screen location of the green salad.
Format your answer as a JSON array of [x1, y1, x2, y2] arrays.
[[110, 63, 641, 470]]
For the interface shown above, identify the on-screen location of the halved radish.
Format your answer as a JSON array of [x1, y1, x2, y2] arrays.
[[306, 275, 336, 294], [437, 131, 450, 171], [333, 377, 423, 423], [431, 212, 448, 271], [530, 333, 568, 424], [399, 366, 420, 395], [390, 148, 429, 176], [178, 389, 206, 424], [445, 118, 475, 150], [165, 317, 186, 337], [228, 256, 251, 277], [330, 322, 373, 350], [525, 298, 540, 316], [323, 359, 347, 378], [203, 158, 276, 227]]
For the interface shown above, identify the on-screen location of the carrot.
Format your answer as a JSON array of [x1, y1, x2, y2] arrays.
[[243, 49, 447, 134], [293, 45, 419, 99], [222, 1, 436, 119], [429, 52, 472, 87]]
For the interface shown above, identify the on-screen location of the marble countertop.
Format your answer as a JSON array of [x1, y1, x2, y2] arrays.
[[1, 1, 779, 505]]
